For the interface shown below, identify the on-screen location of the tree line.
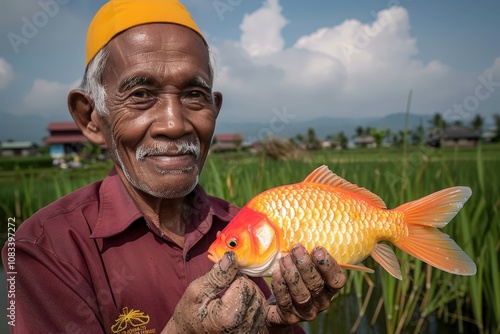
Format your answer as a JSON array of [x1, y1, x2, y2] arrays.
[[292, 112, 500, 149]]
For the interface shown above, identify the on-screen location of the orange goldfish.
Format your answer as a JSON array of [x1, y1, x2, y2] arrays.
[[207, 165, 476, 279]]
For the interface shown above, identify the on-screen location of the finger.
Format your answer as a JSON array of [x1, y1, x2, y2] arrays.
[[266, 269, 299, 326], [312, 246, 346, 294], [288, 244, 328, 312], [207, 276, 266, 333], [291, 244, 325, 296], [269, 253, 317, 322], [203, 252, 239, 296], [282, 249, 315, 320], [270, 268, 292, 311]]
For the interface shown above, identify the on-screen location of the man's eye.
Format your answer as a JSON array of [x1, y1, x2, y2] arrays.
[[130, 90, 150, 99], [187, 91, 203, 98]]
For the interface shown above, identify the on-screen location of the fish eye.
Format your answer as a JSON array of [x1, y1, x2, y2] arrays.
[[228, 239, 237, 248]]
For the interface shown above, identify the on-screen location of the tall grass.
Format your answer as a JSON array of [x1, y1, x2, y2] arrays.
[[0, 145, 498, 333], [0, 164, 110, 223]]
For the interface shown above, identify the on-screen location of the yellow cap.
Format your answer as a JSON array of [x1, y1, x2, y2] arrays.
[[85, 0, 205, 66]]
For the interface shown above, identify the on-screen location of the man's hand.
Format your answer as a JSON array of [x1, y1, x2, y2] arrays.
[[163, 252, 266, 334], [265, 244, 346, 327]]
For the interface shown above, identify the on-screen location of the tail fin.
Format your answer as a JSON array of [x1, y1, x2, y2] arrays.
[[394, 186, 476, 275]]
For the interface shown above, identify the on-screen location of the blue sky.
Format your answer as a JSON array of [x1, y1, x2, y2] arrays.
[[1, 0, 499, 126]]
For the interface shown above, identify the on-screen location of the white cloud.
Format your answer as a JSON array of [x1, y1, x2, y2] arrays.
[[240, 0, 288, 57], [22, 78, 80, 116], [0, 58, 14, 90], [295, 8, 417, 67], [213, 2, 499, 124]]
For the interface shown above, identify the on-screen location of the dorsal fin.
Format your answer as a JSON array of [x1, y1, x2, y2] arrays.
[[303, 165, 387, 209]]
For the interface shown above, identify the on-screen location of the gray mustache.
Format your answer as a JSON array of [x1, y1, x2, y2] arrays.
[[136, 139, 200, 162]]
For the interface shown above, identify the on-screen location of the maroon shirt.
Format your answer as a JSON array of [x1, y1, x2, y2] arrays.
[[2, 169, 305, 333]]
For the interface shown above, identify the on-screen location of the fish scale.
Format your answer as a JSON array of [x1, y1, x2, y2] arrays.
[[208, 165, 476, 279], [246, 183, 406, 265]]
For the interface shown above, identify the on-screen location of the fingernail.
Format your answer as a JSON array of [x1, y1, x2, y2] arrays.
[[220, 252, 233, 271], [292, 245, 305, 261], [313, 247, 326, 262], [282, 254, 294, 269]]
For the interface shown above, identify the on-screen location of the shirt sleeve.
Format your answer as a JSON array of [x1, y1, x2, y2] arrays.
[[2, 240, 106, 333], [251, 277, 307, 334]]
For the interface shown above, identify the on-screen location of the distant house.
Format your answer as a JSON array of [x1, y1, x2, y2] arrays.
[[481, 126, 498, 142], [211, 133, 244, 152], [353, 135, 376, 148], [443, 126, 480, 147], [0, 141, 38, 156], [427, 126, 480, 148], [45, 121, 89, 158], [320, 140, 342, 150]]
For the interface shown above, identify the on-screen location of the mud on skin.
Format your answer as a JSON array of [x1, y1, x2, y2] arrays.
[[219, 283, 265, 334]]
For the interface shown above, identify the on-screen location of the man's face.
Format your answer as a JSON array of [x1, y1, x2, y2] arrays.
[[98, 23, 221, 198]]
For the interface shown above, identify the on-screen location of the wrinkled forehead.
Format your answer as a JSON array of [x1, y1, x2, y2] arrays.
[[103, 23, 211, 81], [108, 23, 208, 61]]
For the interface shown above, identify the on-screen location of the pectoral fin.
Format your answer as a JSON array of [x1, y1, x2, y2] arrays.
[[340, 263, 375, 274], [370, 243, 402, 280]]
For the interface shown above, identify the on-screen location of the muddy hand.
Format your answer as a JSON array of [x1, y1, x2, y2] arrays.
[[163, 252, 266, 334], [265, 244, 346, 326]]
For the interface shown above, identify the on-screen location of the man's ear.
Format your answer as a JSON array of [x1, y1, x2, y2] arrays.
[[68, 89, 106, 145], [213, 92, 223, 117]]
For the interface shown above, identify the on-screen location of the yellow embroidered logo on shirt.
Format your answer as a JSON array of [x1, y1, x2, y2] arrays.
[[111, 307, 154, 334]]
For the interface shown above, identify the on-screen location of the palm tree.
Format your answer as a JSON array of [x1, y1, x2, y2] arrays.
[[411, 122, 425, 146], [295, 133, 305, 146], [306, 128, 320, 149], [428, 112, 446, 147], [493, 114, 500, 142], [471, 114, 484, 134], [336, 131, 348, 149], [429, 112, 446, 130], [391, 130, 405, 147], [370, 128, 390, 148], [355, 126, 364, 137]]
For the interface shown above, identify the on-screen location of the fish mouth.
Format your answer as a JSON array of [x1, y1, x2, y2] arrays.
[[207, 251, 219, 263]]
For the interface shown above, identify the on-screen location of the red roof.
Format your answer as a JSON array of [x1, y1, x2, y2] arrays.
[[214, 133, 243, 142], [45, 134, 88, 144], [45, 121, 87, 144], [47, 121, 80, 131]]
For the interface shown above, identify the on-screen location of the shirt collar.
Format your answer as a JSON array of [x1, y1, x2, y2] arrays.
[[90, 168, 235, 239], [90, 168, 143, 238]]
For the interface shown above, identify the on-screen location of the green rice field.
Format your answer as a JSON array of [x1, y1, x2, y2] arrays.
[[1, 143, 499, 333]]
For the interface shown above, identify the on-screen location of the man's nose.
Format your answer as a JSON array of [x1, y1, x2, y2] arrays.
[[150, 97, 192, 138]]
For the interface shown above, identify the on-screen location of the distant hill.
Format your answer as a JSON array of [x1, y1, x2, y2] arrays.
[[0, 111, 436, 144]]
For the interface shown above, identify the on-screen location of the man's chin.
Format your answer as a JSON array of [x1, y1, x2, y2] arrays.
[[143, 154, 198, 174], [137, 173, 199, 199]]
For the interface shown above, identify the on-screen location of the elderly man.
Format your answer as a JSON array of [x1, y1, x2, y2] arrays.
[[2, 1, 345, 333]]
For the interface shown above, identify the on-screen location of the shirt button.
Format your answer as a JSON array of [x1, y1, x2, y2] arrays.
[[185, 252, 191, 262]]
